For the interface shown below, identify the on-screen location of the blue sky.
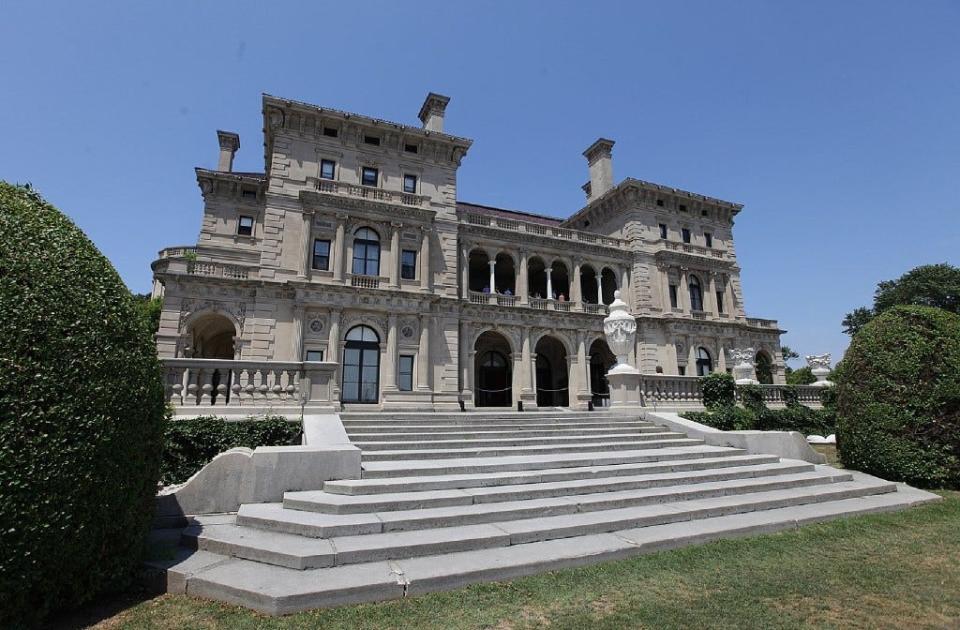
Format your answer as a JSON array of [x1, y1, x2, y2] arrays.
[[2, 1, 957, 366]]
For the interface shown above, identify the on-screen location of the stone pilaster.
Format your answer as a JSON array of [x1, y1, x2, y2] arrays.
[[417, 313, 431, 390]]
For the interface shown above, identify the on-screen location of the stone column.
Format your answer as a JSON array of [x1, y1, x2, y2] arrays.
[[417, 314, 431, 390], [291, 304, 305, 360], [299, 211, 312, 278], [384, 314, 398, 390], [620, 266, 630, 308], [518, 252, 529, 304], [596, 275, 603, 305], [460, 321, 472, 400], [461, 243, 470, 299], [520, 326, 533, 402], [488, 259, 496, 293], [576, 331, 588, 397], [546, 266, 553, 299], [706, 272, 718, 315], [389, 223, 401, 287], [572, 258, 582, 307], [679, 268, 691, 312], [420, 228, 431, 291], [333, 214, 346, 282], [327, 308, 341, 362], [659, 265, 672, 311]]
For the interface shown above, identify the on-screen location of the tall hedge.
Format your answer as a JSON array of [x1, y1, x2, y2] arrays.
[[0, 183, 167, 625], [836, 306, 960, 488]]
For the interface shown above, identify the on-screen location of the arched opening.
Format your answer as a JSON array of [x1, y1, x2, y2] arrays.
[[581, 265, 599, 304], [474, 331, 512, 407], [494, 252, 516, 295], [188, 312, 237, 405], [755, 350, 774, 384], [550, 261, 570, 302], [528, 257, 547, 299], [589, 338, 616, 408], [352, 227, 381, 277], [535, 335, 569, 407], [695, 346, 713, 376], [468, 249, 490, 293], [342, 325, 380, 404], [689, 274, 704, 312], [600, 268, 618, 305]]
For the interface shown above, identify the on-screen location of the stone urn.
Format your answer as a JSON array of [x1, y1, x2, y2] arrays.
[[603, 290, 638, 375], [806, 353, 834, 387], [729, 348, 758, 385]]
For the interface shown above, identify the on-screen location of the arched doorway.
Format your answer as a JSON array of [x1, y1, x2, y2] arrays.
[[581, 265, 599, 304], [550, 261, 570, 302], [600, 268, 618, 305], [474, 331, 512, 407], [342, 325, 380, 404], [494, 252, 516, 295], [755, 350, 774, 384], [189, 312, 236, 359], [589, 338, 616, 408], [695, 347, 713, 376], [468, 249, 490, 293], [527, 256, 547, 299], [535, 335, 569, 407]]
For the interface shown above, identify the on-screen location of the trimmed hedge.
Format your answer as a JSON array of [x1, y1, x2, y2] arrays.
[[836, 306, 960, 488], [0, 183, 167, 626], [701, 372, 736, 408], [683, 406, 836, 436], [737, 383, 767, 414], [162, 416, 302, 485]]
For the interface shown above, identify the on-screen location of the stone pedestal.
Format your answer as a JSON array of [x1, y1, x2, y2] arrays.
[[729, 348, 758, 385], [806, 353, 834, 387], [607, 371, 642, 409], [603, 290, 642, 408]]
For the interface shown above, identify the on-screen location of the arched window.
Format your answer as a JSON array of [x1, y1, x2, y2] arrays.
[[689, 275, 703, 312], [342, 325, 380, 403], [352, 227, 380, 276], [696, 347, 713, 376]]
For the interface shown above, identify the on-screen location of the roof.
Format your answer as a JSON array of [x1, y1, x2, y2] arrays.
[[456, 201, 564, 227]]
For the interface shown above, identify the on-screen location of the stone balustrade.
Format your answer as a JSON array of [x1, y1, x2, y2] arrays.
[[468, 291, 605, 314], [637, 375, 823, 409], [460, 211, 625, 248], [746, 317, 779, 330], [349, 274, 383, 289], [313, 178, 430, 208], [153, 250, 257, 281], [661, 240, 726, 259], [164, 358, 338, 411], [158, 246, 198, 258]]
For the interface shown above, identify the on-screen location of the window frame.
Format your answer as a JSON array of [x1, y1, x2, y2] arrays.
[[689, 275, 704, 312], [312, 238, 331, 271], [320, 159, 336, 180], [305, 349, 325, 362], [716, 290, 724, 314], [681, 227, 691, 244], [668, 284, 678, 309], [704, 232, 713, 248], [237, 215, 254, 237], [659, 223, 668, 240], [400, 249, 417, 280], [361, 166, 379, 187], [398, 354, 414, 391], [352, 227, 381, 276], [403, 173, 418, 194]]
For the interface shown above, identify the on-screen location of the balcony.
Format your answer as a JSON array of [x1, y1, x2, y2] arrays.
[[469, 291, 604, 314], [660, 240, 726, 259], [152, 250, 258, 281], [746, 317, 780, 330], [312, 178, 430, 208], [349, 274, 384, 289], [460, 212, 625, 249]]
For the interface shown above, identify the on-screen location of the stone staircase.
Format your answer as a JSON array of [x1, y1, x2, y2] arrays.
[[161, 411, 938, 615]]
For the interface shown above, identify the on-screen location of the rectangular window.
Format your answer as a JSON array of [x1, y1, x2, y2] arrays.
[[656, 199, 664, 207], [716, 291, 725, 314], [241, 188, 257, 200], [237, 216, 254, 236], [705, 232, 713, 248], [312, 239, 331, 270], [659, 223, 668, 239], [322, 127, 338, 138], [401, 249, 417, 280], [363, 135, 381, 146], [403, 174, 417, 194], [305, 350, 324, 362], [398, 355, 414, 391], [361, 166, 379, 187], [682, 228, 691, 244], [679, 204, 687, 212], [669, 284, 678, 308], [320, 159, 336, 180], [404, 143, 419, 154], [678, 365, 686, 376]]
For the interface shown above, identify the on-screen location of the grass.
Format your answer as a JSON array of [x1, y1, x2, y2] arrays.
[[56, 491, 960, 630]]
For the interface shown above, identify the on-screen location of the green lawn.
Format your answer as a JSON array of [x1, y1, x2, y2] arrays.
[[64, 492, 959, 630]]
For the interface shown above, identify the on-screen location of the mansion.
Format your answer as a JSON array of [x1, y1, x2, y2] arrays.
[[151, 92, 787, 411]]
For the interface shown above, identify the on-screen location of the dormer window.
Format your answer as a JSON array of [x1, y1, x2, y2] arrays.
[[403, 174, 418, 194], [320, 159, 336, 180], [237, 216, 254, 237], [363, 135, 381, 146], [361, 167, 379, 187]]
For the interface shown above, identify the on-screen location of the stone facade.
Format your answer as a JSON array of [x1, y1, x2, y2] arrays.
[[151, 92, 786, 411]]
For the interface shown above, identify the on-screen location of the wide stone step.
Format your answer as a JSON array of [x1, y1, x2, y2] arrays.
[[236, 470, 855, 538], [324, 454, 783, 495], [341, 412, 642, 422], [173, 484, 934, 615], [342, 420, 656, 431], [360, 445, 748, 478], [198, 475, 889, 571], [284, 461, 816, 514], [351, 432, 684, 451], [359, 438, 703, 461], [345, 425, 662, 439]]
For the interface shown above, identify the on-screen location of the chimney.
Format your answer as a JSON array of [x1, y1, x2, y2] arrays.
[[583, 138, 615, 200], [217, 130, 240, 172], [418, 92, 450, 132]]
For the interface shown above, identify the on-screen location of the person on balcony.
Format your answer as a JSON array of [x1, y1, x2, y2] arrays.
[[558, 293, 566, 302], [503, 288, 512, 296], [482, 286, 491, 294]]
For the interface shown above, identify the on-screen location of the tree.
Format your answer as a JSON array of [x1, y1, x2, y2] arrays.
[[133, 292, 163, 335], [786, 366, 816, 385], [780, 345, 800, 375], [843, 264, 960, 336]]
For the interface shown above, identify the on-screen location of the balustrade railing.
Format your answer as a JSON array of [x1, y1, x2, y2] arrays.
[[158, 246, 197, 258], [469, 291, 491, 304], [164, 358, 336, 409], [530, 298, 548, 310], [637, 375, 824, 409], [552, 300, 572, 312], [461, 212, 624, 248], [582, 303, 608, 315], [188, 261, 251, 279], [349, 274, 382, 289], [661, 240, 726, 259], [314, 179, 430, 208], [746, 317, 779, 330]]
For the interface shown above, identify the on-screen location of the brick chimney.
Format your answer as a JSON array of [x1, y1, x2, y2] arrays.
[[418, 93, 450, 132], [217, 130, 240, 172], [583, 138, 615, 200]]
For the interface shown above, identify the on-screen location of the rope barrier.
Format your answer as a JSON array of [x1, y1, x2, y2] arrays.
[[474, 386, 513, 393], [536, 386, 569, 392], [590, 392, 610, 397]]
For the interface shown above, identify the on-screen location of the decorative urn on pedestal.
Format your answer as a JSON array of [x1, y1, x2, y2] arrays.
[[729, 348, 759, 385], [805, 353, 834, 387], [602, 291, 642, 408]]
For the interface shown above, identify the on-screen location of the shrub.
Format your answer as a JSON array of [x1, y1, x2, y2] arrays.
[[786, 366, 817, 385], [700, 372, 736, 408], [737, 384, 767, 414], [162, 415, 302, 485], [755, 406, 836, 437], [0, 183, 166, 626], [684, 405, 757, 431], [781, 385, 801, 408], [836, 306, 960, 488]]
